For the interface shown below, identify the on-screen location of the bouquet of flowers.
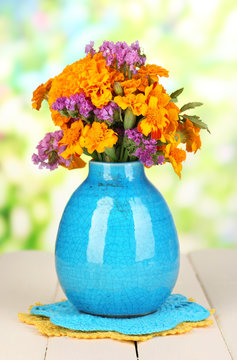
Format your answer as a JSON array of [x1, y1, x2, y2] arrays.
[[32, 40, 209, 178]]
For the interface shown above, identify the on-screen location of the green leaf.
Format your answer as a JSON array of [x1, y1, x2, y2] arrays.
[[156, 150, 165, 156], [115, 146, 121, 159], [59, 109, 69, 117], [180, 102, 203, 113], [170, 88, 184, 99], [182, 115, 200, 120], [104, 146, 118, 161], [123, 149, 129, 162], [119, 108, 123, 122], [82, 148, 99, 160], [129, 155, 138, 161], [82, 148, 90, 156], [170, 98, 178, 103], [68, 110, 79, 118], [183, 115, 210, 133], [157, 140, 168, 145]]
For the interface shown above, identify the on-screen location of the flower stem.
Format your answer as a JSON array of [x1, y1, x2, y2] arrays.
[[119, 138, 129, 162], [119, 144, 124, 161], [97, 153, 103, 161], [123, 149, 129, 162]]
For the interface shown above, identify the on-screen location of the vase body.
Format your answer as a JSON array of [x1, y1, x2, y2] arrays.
[[55, 161, 179, 317]]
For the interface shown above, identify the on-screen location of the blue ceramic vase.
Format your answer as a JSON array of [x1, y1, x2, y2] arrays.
[[55, 161, 179, 317]]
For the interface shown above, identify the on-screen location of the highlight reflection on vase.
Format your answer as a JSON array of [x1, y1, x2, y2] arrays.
[[55, 161, 180, 317]]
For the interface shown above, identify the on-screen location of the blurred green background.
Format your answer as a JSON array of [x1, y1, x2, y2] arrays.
[[0, 0, 237, 254]]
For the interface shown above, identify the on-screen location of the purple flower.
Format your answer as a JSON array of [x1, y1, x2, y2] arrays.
[[86, 40, 146, 73], [130, 41, 146, 65], [131, 40, 140, 51], [99, 40, 116, 66], [85, 41, 96, 56], [32, 131, 71, 171], [79, 99, 94, 118], [65, 97, 76, 111], [142, 138, 157, 153], [94, 102, 119, 122], [124, 50, 140, 71], [157, 155, 165, 165], [134, 147, 154, 167], [114, 41, 129, 67], [125, 128, 143, 146], [52, 93, 94, 118], [70, 93, 94, 117], [125, 128, 164, 167], [51, 97, 66, 111]]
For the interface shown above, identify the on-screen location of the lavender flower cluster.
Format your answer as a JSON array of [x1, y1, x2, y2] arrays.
[[32, 131, 70, 170], [125, 128, 164, 167], [85, 40, 146, 73], [52, 92, 118, 122], [51, 93, 94, 118], [94, 102, 119, 122]]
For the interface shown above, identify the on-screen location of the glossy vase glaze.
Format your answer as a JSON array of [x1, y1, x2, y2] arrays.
[[55, 161, 179, 317]]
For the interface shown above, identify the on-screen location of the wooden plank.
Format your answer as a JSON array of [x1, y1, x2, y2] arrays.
[[138, 254, 232, 360], [46, 335, 137, 360], [0, 251, 58, 360], [46, 285, 137, 360], [189, 249, 237, 359]]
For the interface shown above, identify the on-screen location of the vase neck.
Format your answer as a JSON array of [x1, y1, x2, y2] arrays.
[[86, 161, 146, 184]]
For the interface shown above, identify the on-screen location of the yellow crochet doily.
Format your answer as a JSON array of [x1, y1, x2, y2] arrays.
[[18, 299, 215, 342]]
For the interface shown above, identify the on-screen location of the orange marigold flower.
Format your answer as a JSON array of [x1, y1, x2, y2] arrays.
[[109, 68, 125, 83], [80, 122, 118, 154], [138, 83, 179, 141], [114, 93, 147, 116], [32, 78, 53, 110], [81, 53, 113, 108], [138, 64, 169, 82], [133, 73, 149, 92], [48, 53, 118, 127], [138, 95, 169, 141], [90, 86, 112, 109], [178, 118, 201, 153], [166, 102, 180, 121], [163, 102, 180, 135], [51, 111, 72, 128], [120, 79, 141, 95], [164, 142, 186, 178], [59, 120, 84, 159], [60, 154, 86, 169], [145, 83, 170, 107]]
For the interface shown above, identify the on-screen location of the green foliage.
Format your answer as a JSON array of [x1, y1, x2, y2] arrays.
[[104, 146, 118, 161], [182, 115, 210, 133], [180, 102, 203, 113], [170, 88, 184, 102]]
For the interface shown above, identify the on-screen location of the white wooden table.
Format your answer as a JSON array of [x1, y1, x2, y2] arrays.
[[0, 249, 236, 360]]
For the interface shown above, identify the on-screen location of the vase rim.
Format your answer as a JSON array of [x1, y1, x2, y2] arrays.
[[89, 160, 142, 167]]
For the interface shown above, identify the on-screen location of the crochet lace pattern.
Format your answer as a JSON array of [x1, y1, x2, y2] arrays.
[[18, 294, 214, 342]]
